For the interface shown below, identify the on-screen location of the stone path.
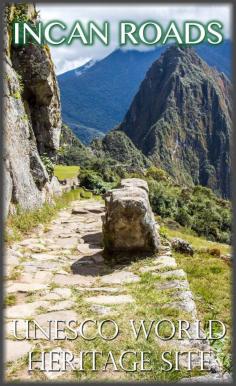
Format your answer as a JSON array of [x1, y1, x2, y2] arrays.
[[4, 198, 226, 382]]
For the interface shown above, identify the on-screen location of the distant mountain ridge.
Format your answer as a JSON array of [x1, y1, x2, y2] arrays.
[[119, 46, 232, 198], [58, 40, 231, 144]]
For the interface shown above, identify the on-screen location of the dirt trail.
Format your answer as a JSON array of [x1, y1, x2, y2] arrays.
[[4, 198, 225, 382]]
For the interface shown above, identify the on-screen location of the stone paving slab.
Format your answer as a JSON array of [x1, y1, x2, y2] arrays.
[[53, 274, 97, 287], [5, 301, 49, 318], [33, 310, 79, 327], [100, 271, 140, 285], [75, 287, 121, 293], [6, 282, 48, 293], [5, 340, 32, 363]]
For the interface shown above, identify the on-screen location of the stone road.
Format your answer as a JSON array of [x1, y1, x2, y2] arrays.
[[4, 198, 227, 382]]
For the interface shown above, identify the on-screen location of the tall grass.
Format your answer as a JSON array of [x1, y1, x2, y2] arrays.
[[5, 188, 94, 244]]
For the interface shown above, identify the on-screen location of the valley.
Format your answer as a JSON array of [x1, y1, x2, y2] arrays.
[[58, 40, 231, 143], [3, 3, 232, 383]]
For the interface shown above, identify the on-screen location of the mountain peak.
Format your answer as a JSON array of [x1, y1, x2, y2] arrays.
[[119, 46, 232, 198]]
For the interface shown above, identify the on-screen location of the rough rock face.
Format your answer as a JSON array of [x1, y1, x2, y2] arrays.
[[119, 46, 232, 198], [11, 43, 61, 156], [3, 4, 62, 217], [171, 238, 194, 256], [102, 178, 160, 253]]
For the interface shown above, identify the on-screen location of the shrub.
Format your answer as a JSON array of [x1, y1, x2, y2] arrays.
[[146, 166, 168, 181], [41, 153, 54, 178], [175, 207, 192, 227], [148, 179, 231, 244]]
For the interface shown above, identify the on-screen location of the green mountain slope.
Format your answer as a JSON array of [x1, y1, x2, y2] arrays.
[[119, 46, 232, 198]]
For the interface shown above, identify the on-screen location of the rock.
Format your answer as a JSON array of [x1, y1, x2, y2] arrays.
[[120, 178, 149, 193], [48, 300, 74, 312], [103, 178, 160, 253], [46, 289, 73, 302], [51, 237, 79, 249], [75, 287, 121, 293], [34, 271, 53, 284], [31, 253, 58, 260], [77, 244, 102, 255], [139, 266, 160, 273], [171, 238, 194, 255], [166, 298, 197, 316], [157, 269, 187, 279], [3, 4, 62, 216], [85, 295, 134, 305], [154, 256, 177, 270], [53, 274, 97, 287], [3, 161, 13, 219], [100, 271, 140, 285], [179, 373, 232, 383], [7, 283, 48, 293], [221, 254, 232, 262], [5, 340, 32, 363], [72, 208, 88, 215], [90, 305, 114, 315], [34, 310, 79, 326], [155, 280, 190, 291], [49, 176, 63, 197], [3, 56, 45, 214], [92, 254, 104, 263], [4, 249, 21, 265], [5, 301, 48, 318]]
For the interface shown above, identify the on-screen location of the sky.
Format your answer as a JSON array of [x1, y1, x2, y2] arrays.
[[38, 3, 232, 75]]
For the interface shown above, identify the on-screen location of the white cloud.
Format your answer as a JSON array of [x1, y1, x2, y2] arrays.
[[38, 2, 232, 74]]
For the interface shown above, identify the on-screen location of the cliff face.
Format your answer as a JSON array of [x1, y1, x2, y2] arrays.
[[3, 4, 62, 217], [119, 46, 232, 198]]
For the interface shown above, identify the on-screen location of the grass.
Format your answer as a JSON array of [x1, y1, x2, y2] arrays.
[[160, 225, 231, 255], [5, 188, 99, 244], [4, 294, 16, 307], [54, 165, 80, 180]]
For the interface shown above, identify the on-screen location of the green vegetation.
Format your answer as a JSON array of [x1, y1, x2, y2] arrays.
[[79, 169, 119, 194], [4, 294, 16, 307], [76, 161, 231, 244], [54, 165, 80, 180], [11, 90, 21, 99], [41, 154, 54, 178], [5, 188, 98, 244], [91, 131, 151, 169], [58, 124, 231, 244], [161, 226, 231, 256], [148, 172, 231, 244]]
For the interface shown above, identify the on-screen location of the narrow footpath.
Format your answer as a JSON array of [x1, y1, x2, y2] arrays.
[[4, 198, 227, 382]]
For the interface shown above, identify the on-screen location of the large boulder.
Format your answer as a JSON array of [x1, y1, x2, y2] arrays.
[[102, 178, 160, 253]]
